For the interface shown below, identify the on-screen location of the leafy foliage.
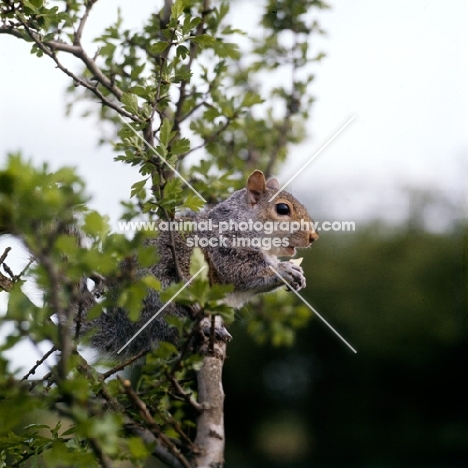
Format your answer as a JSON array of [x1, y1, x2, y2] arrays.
[[0, 0, 328, 466]]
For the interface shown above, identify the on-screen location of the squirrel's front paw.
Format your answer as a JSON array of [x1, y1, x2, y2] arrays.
[[276, 262, 306, 291]]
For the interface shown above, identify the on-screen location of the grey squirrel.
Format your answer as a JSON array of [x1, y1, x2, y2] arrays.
[[82, 170, 318, 359]]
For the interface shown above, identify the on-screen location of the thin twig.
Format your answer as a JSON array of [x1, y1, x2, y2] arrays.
[[118, 376, 192, 468], [167, 415, 199, 454], [0, 247, 14, 291], [167, 372, 203, 413], [2, 262, 15, 279], [97, 378, 187, 467], [100, 348, 149, 380], [74, 0, 98, 46], [1, 22, 138, 120], [21, 346, 57, 381], [0, 246, 11, 265], [178, 87, 212, 124], [88, 437, 114, 468], [181, 113, 239, 159], [14, 257, 35, 281], [163, 208, 185, 282], [72, 47, 124, 100]]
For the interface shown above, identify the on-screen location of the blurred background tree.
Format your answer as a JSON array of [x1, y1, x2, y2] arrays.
[[224, 201, 467, 466]]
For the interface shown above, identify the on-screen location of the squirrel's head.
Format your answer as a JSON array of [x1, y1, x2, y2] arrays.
[[245, 170, 319, 257]]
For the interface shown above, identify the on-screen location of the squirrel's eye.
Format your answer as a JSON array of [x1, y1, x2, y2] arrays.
[[276, 203, 290, 215]]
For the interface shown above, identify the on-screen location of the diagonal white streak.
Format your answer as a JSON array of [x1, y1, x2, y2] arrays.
[[269, 115, 356, 202], [117, 266, 207, 355], [269, 266, 357, 353], [118, 115, 207, 202]]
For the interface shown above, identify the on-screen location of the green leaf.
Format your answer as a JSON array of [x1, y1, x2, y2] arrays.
[[84, 211, 109, 238], [213, 40, 241, 59], [191, 34, 216, 48], [130, 86, 150, 99], [209, 303, 235, 324], [176, 45, 189, 59], [218, 1, 230, 23], [140, 275, 161, 291], [186, 16, 202, 34], [61, 426, 77, 437], [22, 0, 39, 13], [171, 0, 187, 20], [6, 284, 39, 321], [128, 437, 151, 459], [130, 63, 146, 80], [171, 138, 190, 155], [242, 90, 264, 107], [0, 398, 38, 435], [0, 172, 15, 195], [149, 41, 169, 55], [141, 103, 153, 119], [182, 193, 205, 212], [55, 234, 78, 256], [99, 42, 116, 59], [157, 341, 179, 356], [130, 178, 148, 198], [173, 66, 192, 83], [203, 106, 221, 122], [160, 118, 174, 147], [43, 440, 95, 466], [121, 92, 139, 114], [117, 282, 148, 321], [190, 248, 209, 279], [158, 177, 183, 210]]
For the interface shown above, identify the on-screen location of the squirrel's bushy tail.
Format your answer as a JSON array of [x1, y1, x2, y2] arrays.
[[77, 282, 181, 361]]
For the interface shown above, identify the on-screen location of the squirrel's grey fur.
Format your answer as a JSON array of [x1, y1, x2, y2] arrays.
[[81, 170, 318, 360]]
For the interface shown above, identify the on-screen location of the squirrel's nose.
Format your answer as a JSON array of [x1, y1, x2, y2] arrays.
[[309, 231, 319, 244]]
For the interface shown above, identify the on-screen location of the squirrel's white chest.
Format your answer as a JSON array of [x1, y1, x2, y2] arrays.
[[222, 252, 279, 309], [223, 290, 256, 309]]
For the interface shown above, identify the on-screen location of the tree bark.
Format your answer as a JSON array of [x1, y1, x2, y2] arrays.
[[193, 340, 227, 468]]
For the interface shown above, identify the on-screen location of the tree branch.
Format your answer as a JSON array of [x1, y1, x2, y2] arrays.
[[88, 437, 114, 468], [21, 346, 57, 381], [74, 0, 99, 46], [168, 372, 203, 413], [118, 376, 192, 468], [71, 46, 124, 100], [173, 0, 211, 134], [0, 22, 138, 120], [124, 421, 187, 468], [193, 339, 227, 467], [100, 348, 149, 380], [78, 358, 188, 468], [0, 26, 24, 39], [181, 113, 239, 160]]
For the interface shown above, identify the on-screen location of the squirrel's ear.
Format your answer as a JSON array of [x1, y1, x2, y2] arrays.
[[246, 170, 266, 204], [266, 178, 279, 191]]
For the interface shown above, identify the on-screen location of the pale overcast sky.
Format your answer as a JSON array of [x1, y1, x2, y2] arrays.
[[1, 1, 467, 368]]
